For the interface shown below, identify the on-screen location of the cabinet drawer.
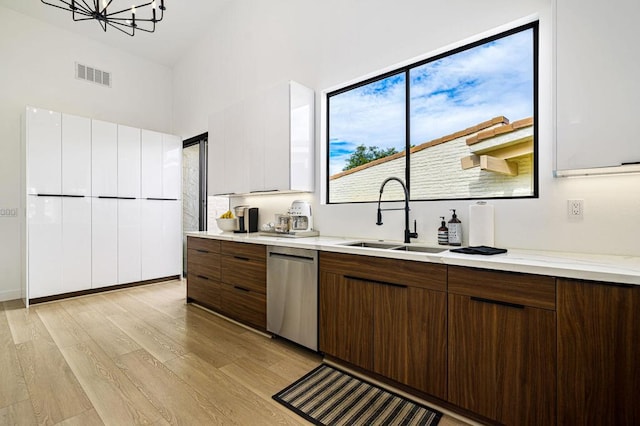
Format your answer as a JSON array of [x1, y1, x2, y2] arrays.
[[319, 251, 446, 292], [187, 274, 221, 311], [221, 256, 266, 294], [187, 249, 220, 280], [219, 284, 266, 330], [448, 266, 556, 310], [187, 237, 221, 254], [221, 241, 265, 262]]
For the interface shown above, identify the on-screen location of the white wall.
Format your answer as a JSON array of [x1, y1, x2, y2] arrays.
[[0, 6, 174, 301], [172, 0, 640, 257]]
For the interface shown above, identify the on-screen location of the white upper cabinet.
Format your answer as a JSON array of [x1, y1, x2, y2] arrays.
[[555, 0, 640, 175], [141, 129, 163, 198], [117, 124, 141, 198], [92, 119, 118, 196], [162, 133, 182, 199], [141, 129, 180, 199], [61, 113, 91, 196], [208, 81, 315, 195], [26, 107, 61, 195]]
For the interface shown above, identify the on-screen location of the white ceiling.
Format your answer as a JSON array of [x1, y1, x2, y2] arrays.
[[0, 0, 230, 67]]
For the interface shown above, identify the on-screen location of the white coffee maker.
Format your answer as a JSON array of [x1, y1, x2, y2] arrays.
[[289, 200, 313, 233]]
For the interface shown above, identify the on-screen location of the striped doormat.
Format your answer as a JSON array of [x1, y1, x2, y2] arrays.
[[273, 364, 442, 426]]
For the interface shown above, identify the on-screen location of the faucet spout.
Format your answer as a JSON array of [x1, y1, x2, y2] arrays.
[[376, 177, 418, 244]]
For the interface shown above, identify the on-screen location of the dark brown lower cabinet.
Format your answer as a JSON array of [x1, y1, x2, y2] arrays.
[[447, 267, 557, 425], [319, 252, 447, 399], [557, 278, 640, 425]]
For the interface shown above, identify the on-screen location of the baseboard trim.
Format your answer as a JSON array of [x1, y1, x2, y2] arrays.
[[29, 275, 181, 305], [0, 289, 23, 303]]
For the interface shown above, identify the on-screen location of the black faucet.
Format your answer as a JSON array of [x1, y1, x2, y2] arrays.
[[376, 177, 418, 244]]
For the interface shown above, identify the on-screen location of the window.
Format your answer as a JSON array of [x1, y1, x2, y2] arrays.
[[327, 22, 538, 204]]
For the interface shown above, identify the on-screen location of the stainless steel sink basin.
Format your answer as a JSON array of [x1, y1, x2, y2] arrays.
[[342, 241, 403, 249], [391, 245, 447, 254]]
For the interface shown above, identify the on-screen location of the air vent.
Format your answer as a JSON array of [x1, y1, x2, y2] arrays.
[[75, 62, 112, 87]]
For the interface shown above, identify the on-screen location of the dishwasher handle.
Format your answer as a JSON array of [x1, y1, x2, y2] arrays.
[[268, 252, 316, 264]]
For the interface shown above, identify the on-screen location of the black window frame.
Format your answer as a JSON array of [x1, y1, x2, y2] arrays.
[[326, 21, 539, 204]]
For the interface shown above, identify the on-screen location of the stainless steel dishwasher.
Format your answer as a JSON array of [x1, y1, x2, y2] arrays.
[[267, 245, 318, 351]]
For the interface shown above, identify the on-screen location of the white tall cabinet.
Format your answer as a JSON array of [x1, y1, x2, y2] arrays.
[[24, 106, 182, 302]]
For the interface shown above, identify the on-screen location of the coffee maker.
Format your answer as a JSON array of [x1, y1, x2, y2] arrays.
[[289, 200, 313, 233], [233, 206, 259, 233]]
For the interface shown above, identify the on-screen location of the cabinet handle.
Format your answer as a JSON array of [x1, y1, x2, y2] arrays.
[[233, 256, 250, 261], [196, 249, 209, 254], [470, 296, 524, 310], [196, 275, 209, 280], [145, 197, 179, 201], [233, 286, 250, 293], [344, 275, 407, 289]]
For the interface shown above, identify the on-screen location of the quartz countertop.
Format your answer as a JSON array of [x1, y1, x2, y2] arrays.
[[186, 231, 640, 285]]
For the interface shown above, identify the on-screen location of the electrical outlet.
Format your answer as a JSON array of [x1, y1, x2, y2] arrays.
[[567, 199, 584, 219]]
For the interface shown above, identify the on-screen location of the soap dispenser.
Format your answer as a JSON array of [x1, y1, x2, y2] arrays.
[[438, 217, 449, 245], [448, 209, 462, 246]]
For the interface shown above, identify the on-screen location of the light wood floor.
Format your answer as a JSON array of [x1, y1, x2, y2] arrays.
[[0, 280, 472, 426]]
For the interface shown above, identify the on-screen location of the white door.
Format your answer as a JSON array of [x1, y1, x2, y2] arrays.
[[141, 129, 163, 198], [162, 134, 181, 199], [62, 196, 92, 293], [26, 107, 61, 195], [62, 113, 91, 195], [140, 199, 163, 280], [92, 119, 118, 196], [27, 195, 63, 298], [92, 198, 118, 288], [118, 198, 141, 284], [118, 125, 141, 198]]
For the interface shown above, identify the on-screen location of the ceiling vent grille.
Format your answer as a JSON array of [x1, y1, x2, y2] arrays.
[[75, 62, 112, 88]]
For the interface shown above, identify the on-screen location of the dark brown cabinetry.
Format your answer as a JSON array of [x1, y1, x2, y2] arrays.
[[557, 278, 640, 425], [319, 251, 447, 399], [447, 266, 557, 426], [186, 237, 221, 311], [187, 238, 266, 331]]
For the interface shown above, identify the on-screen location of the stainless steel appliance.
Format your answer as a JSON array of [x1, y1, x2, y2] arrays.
[[289, 200, 313, 232], [233, 205, 259, 233], [267, 245, 318, 351]]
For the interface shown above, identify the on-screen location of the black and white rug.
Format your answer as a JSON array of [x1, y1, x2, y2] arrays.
[[273, 364, 442, 426]]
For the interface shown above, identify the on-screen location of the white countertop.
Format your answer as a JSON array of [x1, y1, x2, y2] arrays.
[[187, 231, 640, 285]]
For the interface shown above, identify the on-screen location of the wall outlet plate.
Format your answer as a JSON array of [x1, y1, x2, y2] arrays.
[[567, 199, 584, 219], [0, 208, 18, 217]]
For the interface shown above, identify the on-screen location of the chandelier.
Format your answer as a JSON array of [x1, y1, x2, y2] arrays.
[[40, 0, 166, 36]]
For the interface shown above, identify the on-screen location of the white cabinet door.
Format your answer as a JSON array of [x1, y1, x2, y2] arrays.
[[92, 119, 118, 196], [27, 195, 62, 298], [264, 82, 290, 191], [289, 82, 315, 192], [140, 199, 163, 280], [208, 110, 227, 195], [118, 198, 141, 284], [92, 198, 118, 288], [141, 129, 163, 198], [247, 96, 266, 192], [162, 200, 182, 277], [62, 114, 91, 196], [224, 103, 249, 194], [26, 107, 61, 195], [62, 196, 91, 293], [118, 125, 141, 198], [162, 134, 182, 199]]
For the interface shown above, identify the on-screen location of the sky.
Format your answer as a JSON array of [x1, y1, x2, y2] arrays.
[[328, 28, 534, 176]]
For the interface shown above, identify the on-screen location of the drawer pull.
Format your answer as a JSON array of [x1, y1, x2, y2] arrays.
[[196, 249, 209, 254], [196, 275, 210, 280], [471, 296, 524, 310], [233, 256, 250, 261], [345, 275, 407, 289], [233, 285, 250, 293]]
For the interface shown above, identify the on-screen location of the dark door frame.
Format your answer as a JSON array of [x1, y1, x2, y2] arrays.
[[183, 132, 208, 231]]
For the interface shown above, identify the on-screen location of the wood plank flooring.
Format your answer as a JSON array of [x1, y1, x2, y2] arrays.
[[1, 280, 472, 426]]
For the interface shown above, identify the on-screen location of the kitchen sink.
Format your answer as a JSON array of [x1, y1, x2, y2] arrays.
[[342, 241, 403, 249], [391, 245, 446, 254]]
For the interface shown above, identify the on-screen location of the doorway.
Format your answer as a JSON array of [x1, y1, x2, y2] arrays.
[[182, 133, 207, 275]]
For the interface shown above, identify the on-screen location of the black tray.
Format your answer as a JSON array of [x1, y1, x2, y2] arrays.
[[450, 246, 507, 255]]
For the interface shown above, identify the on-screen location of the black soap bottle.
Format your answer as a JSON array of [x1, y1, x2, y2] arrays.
[[448, 209, 462, 246], [438, 216, 449, 245]]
